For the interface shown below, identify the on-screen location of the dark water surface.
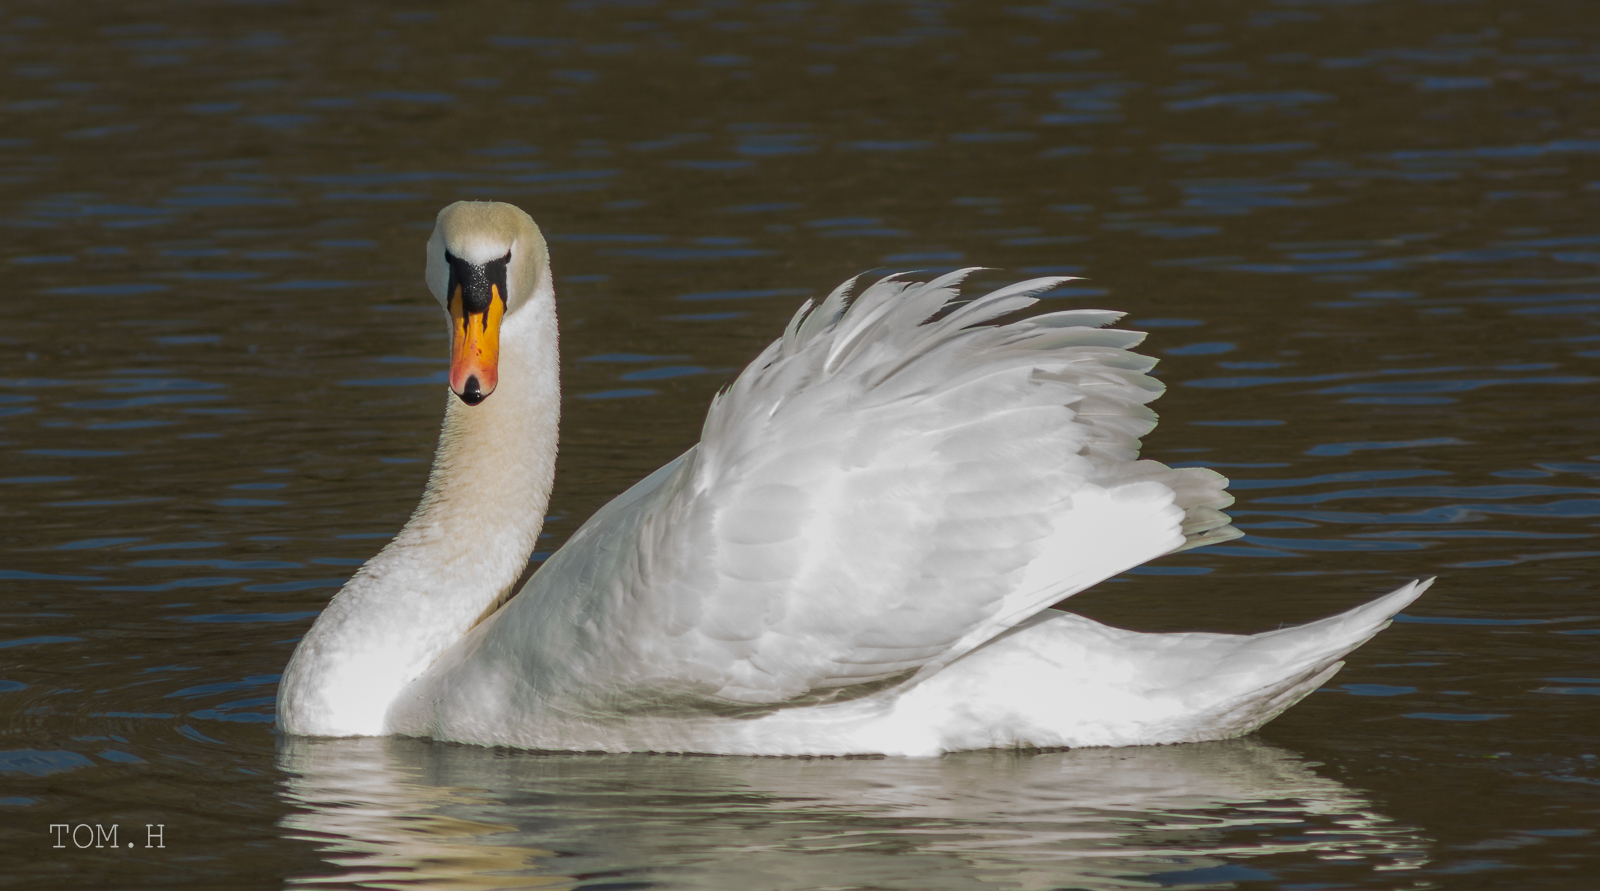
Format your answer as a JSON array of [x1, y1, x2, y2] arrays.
[[3, 0, 1598, 887]]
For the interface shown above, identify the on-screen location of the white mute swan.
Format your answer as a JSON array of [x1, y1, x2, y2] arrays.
[[277, 200, 1430, 756]]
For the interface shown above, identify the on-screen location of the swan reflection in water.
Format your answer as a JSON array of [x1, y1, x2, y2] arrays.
[[276, 736, 1429, 890]]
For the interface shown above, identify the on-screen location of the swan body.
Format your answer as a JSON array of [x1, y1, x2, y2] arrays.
[[277, 201, 1429, 756]]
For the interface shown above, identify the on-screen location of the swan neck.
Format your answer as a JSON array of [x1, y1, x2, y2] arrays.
[[278, 290, 559, 736], [418, 302, 559, 578]]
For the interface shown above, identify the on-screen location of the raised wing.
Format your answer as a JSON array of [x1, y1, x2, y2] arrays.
[[504, 270, 1239, 709]]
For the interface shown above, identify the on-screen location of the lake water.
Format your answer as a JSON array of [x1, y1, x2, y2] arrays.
[[2, 0, 1598, 887]]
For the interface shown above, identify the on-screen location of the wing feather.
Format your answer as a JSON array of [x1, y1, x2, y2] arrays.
[[505, 270, 1240, 708]]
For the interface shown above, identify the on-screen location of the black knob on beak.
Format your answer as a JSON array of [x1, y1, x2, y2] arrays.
[[459, 375, 486, 405]]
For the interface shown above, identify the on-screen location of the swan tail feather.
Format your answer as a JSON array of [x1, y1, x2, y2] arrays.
[[920, 579, 1431, 750], [1167, 577, 1434, 740]]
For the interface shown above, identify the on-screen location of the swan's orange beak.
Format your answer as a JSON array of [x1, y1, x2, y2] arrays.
[[449, 282, 503, 405]]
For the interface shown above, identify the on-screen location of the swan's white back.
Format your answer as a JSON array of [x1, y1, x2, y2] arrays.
[[281, 202, 1429, 755]]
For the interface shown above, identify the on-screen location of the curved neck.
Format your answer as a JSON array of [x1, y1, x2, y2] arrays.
[[279, 291, 560, 736]]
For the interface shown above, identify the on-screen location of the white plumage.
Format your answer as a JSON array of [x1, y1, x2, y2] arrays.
[[277, 201, 1429, 756]]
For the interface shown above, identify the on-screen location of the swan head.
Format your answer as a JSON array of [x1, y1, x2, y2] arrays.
[[424, 201, 550, 405]]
